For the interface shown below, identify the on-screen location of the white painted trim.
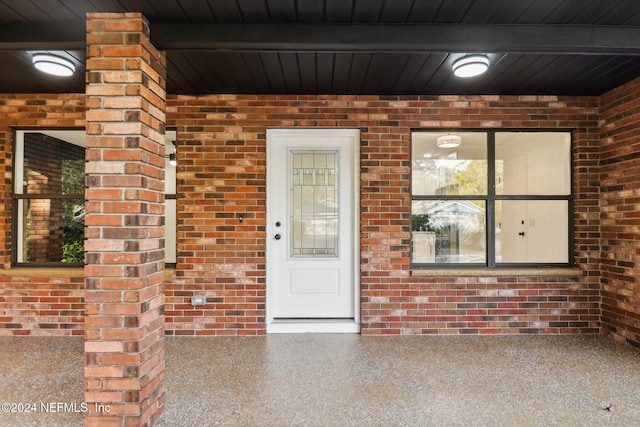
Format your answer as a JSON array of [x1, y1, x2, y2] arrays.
[[15, 131, 25, 262], [267, 319, 360, 333], [266, 128, 360, 333], [14, 131, 25, 195]]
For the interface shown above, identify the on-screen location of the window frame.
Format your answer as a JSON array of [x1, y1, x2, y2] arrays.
[[12, 128, 86, 267], [164, 129, 177, 269], [410, 129, 574, 269], [12, 128, 178, 268]]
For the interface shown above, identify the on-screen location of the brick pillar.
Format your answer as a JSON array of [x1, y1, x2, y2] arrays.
[[85, 13, 166, 427]]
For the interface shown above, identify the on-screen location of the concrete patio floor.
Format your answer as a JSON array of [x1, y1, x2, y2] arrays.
[[0, 335, 639, 426]]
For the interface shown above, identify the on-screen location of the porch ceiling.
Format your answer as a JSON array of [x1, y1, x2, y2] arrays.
[[1, 0, 640, 96]]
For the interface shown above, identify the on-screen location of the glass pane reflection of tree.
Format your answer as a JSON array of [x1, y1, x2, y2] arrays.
[[412, 200, 486, 264]]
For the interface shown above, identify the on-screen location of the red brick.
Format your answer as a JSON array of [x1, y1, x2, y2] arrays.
[[84, 12, 166, 427], [84, 341, 123, 353]]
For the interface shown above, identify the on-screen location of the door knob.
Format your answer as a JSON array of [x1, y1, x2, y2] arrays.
[[274, 234, 281, 240]]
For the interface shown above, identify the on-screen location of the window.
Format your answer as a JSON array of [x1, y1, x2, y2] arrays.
[[411, 130, 572, 267], [13, 130, 177, 267], [13, 130, 86, 266], [164, 131, 177, 268]]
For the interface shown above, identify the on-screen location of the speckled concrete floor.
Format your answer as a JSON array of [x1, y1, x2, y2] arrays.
[[0, 335, 638, 427], [0, 336, 84, 427]]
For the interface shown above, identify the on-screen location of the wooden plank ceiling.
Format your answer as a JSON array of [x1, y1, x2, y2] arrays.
[[0, 0, 640, 96]]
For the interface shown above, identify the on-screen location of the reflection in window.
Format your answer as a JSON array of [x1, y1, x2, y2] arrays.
[[14, 130, 179, 267], [412, 132, 487, 196], [496, 200, 568, 263], [411, 130, 572, 267], [15, 132, 85, 264], [412, 200, 486, 264], [164, 132, 177, 266], [496, 132, 571, 195], [412, 132, 487, 264]]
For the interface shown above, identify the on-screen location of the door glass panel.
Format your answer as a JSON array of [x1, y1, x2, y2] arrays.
[[290, 150, 339, 258]]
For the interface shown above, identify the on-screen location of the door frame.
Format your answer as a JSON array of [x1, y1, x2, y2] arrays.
[[266, 128, 360, 333]]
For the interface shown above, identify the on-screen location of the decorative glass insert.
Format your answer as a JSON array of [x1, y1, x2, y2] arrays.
[[290, 150, 339, 258]]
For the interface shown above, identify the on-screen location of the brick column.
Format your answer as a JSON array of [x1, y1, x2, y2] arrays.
[[85, 13, 166, 427]]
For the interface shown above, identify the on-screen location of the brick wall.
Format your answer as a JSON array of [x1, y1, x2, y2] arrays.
[[0, 272, 84, 335], [0, 92, 612, 339], [165, 94, 602, 336], [1, 90, 638, 342], [0, 94, 85, 336], [600, 76, 640, 348]]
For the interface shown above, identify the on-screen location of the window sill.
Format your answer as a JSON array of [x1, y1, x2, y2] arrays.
[[411, 268, 582, 277], [0, 267, 85, 278], [0, 268, 177, 279]]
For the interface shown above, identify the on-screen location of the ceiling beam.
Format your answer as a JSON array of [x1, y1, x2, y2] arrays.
[[0, 22, 85, 50], [151, 23, 640, 55], [0, 22, 639, 55]]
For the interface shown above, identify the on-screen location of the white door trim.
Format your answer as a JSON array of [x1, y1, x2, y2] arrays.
[[266, 128, 360, 333]]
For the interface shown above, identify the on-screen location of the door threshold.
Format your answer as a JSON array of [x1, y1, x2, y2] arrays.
[[267, 319, 360, 333]]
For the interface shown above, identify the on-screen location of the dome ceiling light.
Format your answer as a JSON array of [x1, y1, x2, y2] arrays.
[[436, 134, 462, 148], [452, 54, 490, 78], [32, 53, 75, 77]]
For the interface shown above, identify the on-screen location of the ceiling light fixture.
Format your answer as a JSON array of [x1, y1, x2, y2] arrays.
[[436, 134, 462, 148], [452, 54, 490, 78], [32, 53, 75, 77]]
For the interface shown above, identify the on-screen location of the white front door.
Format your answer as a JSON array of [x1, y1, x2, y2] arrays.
[[266, 129, 359, 333]]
